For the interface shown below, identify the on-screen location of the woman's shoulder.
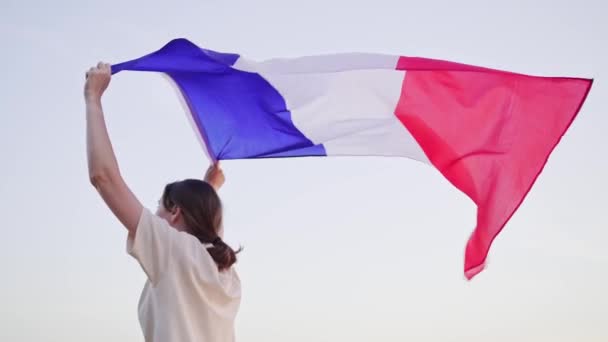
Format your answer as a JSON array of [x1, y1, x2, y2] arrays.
[[218, 266, 242, 298]]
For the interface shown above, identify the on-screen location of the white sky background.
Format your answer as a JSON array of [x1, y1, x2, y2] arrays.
[[1, 0, 607, 341]]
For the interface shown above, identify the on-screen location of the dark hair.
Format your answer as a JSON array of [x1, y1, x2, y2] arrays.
[[161, 179, 241, 271]]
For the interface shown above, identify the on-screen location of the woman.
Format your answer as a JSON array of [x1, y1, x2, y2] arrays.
[[85, 62, 242, 341]]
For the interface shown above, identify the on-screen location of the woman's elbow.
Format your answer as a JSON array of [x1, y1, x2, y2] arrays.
[[89, 169, 119, 188]]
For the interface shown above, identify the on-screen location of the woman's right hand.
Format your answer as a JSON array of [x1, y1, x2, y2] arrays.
[[204, 162, 225, 191]]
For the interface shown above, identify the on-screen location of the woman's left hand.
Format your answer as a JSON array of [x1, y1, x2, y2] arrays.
[[85, 62, 111, 101]]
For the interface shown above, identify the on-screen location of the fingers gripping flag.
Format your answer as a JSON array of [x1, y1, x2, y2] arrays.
[[112, 39, 592, 279]]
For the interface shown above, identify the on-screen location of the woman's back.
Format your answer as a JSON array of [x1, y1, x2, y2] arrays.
[[128, 208, 241, 342]]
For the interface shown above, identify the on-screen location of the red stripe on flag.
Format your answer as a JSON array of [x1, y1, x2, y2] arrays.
[[394, 58, 592, 279]]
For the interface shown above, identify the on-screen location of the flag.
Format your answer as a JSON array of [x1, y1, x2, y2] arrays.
[[112, 39, 592, 279]]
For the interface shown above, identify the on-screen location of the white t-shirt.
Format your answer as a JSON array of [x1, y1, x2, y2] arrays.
[[127, 208, 241, 342]]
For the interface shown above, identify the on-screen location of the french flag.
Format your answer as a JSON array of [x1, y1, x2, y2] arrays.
[[112, 39, 592, 279]]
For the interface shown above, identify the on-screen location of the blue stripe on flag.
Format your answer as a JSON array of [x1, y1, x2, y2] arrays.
[[112, 39, 326, 159]]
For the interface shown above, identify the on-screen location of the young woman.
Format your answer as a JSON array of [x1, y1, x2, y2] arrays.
[[85, 62, 242, 341]]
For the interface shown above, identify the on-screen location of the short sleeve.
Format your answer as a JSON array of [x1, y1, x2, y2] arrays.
[[127, 208, 177, 284]]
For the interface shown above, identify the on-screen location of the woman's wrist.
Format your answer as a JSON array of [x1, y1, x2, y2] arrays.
[[85, 93, 102, 105]]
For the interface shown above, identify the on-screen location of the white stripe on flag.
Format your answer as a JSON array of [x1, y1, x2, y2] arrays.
[[233, 56, 430, 162]]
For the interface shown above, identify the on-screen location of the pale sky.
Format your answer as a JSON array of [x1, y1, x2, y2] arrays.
[[1, 0, 607, 341]]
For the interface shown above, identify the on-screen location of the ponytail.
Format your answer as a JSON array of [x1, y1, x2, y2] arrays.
[[207, 237, 242, 271]]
